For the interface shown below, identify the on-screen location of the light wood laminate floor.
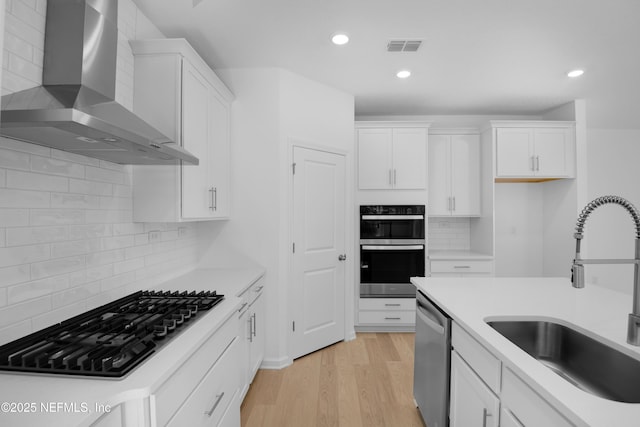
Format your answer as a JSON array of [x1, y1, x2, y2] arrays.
[[241, 332, 426, 427]]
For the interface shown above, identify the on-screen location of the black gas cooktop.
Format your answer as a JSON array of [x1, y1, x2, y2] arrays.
[[0, 290, 224, 378]]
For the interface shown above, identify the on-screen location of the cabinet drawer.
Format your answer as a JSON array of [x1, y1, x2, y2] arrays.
[[430, 260, 493, 274], [168, 336, 240, 427], [358, 310, 415, 324], [502, 368, 574, 427], [452, 323, 501, 393], [154, 315, 237, 426], [359, 298, 415, 311]]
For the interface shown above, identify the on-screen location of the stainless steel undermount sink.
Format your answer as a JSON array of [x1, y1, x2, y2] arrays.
[[486, 319, 640, 403]]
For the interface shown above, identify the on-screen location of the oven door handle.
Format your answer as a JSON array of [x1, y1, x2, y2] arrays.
[[361, 245, 424, 250], [361, 215, 424, 220]]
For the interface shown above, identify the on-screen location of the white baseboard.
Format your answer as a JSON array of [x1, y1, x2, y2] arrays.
[[259, 356, 292, 370]]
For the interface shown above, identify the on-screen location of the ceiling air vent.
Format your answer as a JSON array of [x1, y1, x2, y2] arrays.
[[387, 40, 422, 52]]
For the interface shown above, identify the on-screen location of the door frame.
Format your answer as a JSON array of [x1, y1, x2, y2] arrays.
[[286, 139, 355, 363]]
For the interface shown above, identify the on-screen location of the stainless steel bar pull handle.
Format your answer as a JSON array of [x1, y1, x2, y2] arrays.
[[209, 187, 214, 210], [213, 187, 217, 211], [204, 392, 225, 416], [252, 313, 257, 337], [452, 196, 456, 212], [393, 169, 397, 186], [482, 408, 492, 427], [536, 155, 540, 171], [248, 317, 253, 342], [385, 317, 401, 320]]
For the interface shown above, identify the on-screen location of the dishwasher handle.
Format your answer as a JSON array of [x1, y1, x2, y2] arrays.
[[416, 292, 448, 335]]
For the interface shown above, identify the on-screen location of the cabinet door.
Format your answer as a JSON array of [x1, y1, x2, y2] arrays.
[[358, 128, 393, 189], [495, 128, 533, 177], [533, 128, 570, 177], [248, 288, 265, 379], [428, 135, 452, 216], [450, 351, 499, 427], [208, 91, 230, 218], [450, 134, 480, 216], [181, 60, 213, 219], [392, 128, 427, 189]]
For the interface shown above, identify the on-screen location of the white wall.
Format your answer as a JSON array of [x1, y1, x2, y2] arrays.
[[198, 68, 355, 368], [0, 0, 209, 346], [582, 129, 640, 294], [494, 183, 544, 276]]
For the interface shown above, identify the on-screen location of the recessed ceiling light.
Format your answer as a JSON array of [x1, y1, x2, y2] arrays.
[[331, 33, 349, 45], [396, 70, 411, 79], [567, 69, 584, 78]]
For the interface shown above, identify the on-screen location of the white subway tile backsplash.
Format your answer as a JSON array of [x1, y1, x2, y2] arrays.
[[51, 193, 100, 209], [51, 239, 100, 258], [113, 258, 145, 275], [32, 301, 87, 331], [69, 178, 113, 196], [51, 281, 100, 310], [0, 319, 31, 346], [0, 188, 49, 208], [125, 244, 152, 260], [69, 265, 114, 287], [6, 169, 69, 192], [0, 169, 5, 186], [101, 271, 136, 292], [428, 218, 471, 250], [3, 13, 44, 51], [85, 249, 125, 267], [99, 235, 134, 251], [0, 208, 30, 227], [85, 166, 125, 184], [0, 147, 31, 170], [10, 0, 46, 30], [99, 195, 133, 211], [30, 209, 85, 225], [51, 149, 101, 167], [0, 137, 49, 156], [113, 223, 143, 236], [68, 224, 112, 240], [7, 274, 69, 305], [0, 243, 49, 268], [31, 156, 85, 178], [85, 209, 132, 224], [0, 264, 31, 287], [3, 31, 33, 62], [6, 225, 67, 246], [0, 296, 51, 328], [7, 51, 41, 82], [30, 255, 85, 280]]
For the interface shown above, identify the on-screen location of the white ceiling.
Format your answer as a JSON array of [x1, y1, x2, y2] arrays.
[[133, 0, 640, 129]]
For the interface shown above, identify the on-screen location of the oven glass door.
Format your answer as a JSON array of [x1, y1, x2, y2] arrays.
[[360, 215, 424, 240], [360, 244, 425, 297]]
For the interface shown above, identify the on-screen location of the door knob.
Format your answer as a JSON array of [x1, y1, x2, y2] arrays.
[[338, 254, 347, 261]]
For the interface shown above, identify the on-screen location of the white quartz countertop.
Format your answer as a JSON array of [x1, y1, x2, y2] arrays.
[[0, 267, 265, 427], [428, 250, 494, 260], [411, 276, 640, 427]]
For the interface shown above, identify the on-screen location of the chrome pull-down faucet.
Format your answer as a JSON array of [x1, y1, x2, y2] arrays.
[[571, 195, 640, 345]]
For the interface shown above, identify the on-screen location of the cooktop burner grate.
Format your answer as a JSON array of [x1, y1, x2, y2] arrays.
[[0, 290, 224, 378]]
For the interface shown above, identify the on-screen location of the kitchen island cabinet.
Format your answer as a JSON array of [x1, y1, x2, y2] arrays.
[[131, 38, 234, 222], [412, 276, 640, 427]]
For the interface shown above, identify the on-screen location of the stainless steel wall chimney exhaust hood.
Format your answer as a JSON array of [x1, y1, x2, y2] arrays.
[[0, 0, 198, 165]]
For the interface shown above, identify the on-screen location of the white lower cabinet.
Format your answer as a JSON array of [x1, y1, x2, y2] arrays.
[[502, 367, 574, 427], [152, 313, 240, 427], [238, 277, 266, 399], [357, 298, 416, 330], [450, 321, 576, 427]]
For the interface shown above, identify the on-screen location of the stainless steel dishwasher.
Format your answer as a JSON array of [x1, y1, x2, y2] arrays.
[[414, 289, 451, 427]]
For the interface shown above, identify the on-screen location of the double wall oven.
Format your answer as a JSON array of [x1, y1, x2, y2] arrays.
[[360, 205, 426, 298]]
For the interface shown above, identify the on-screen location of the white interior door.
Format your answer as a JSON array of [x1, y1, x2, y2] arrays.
[[291, 146, 346, 359]]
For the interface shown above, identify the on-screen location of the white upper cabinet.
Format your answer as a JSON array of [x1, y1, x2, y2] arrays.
[[130, 39, 233, 222], [429, 133, 481, 216], [357, 124, 428, 190], [493, 121, 575, 180]]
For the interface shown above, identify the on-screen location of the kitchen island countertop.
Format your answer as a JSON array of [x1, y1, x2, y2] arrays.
[[412, 276, 640, 427], [0, 267, 265, 427]]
